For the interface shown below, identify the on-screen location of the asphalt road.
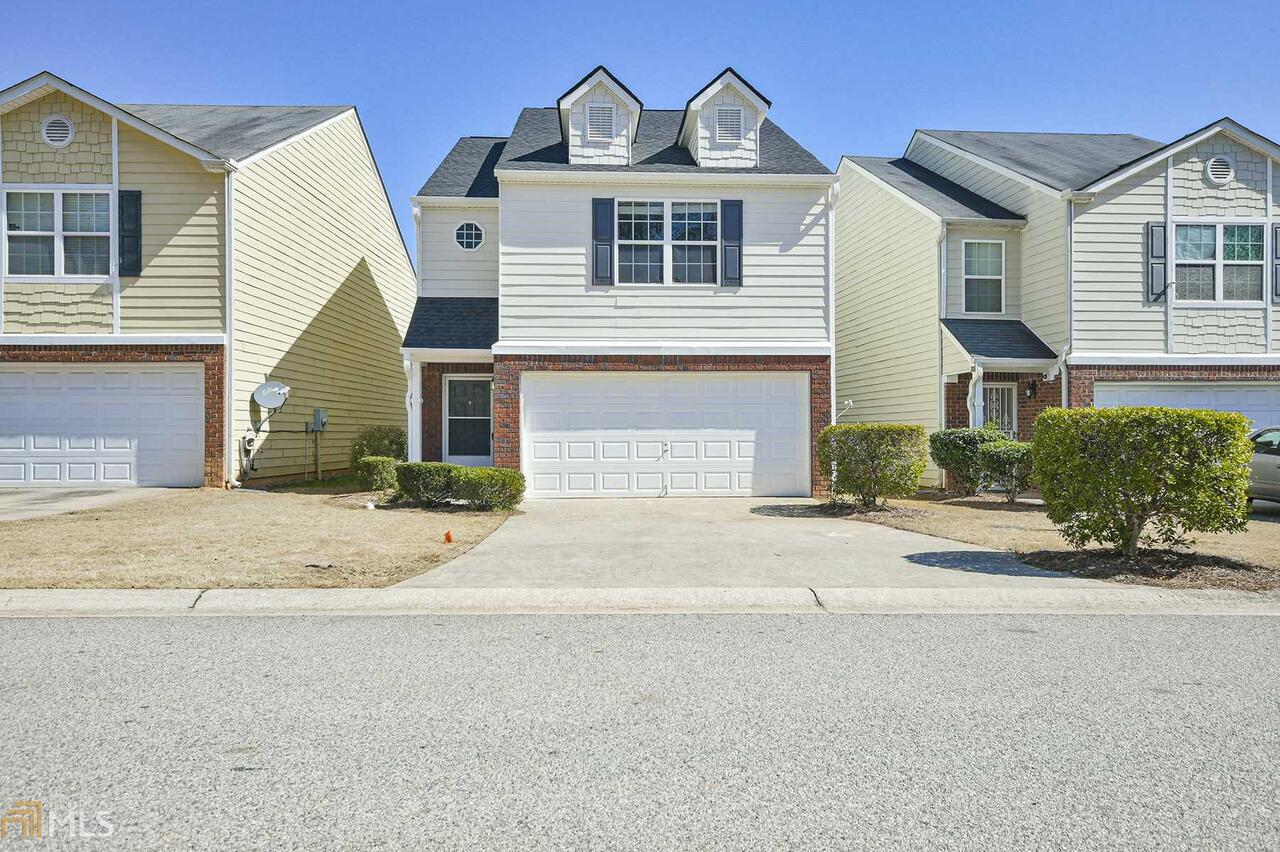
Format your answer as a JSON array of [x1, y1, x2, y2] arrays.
[[2, 615, 1277, 850]]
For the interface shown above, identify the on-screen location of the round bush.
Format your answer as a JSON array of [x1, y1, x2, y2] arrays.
[[929, 425, 1005, 495], [354, 455, 398, 491], [977, 440, 1032, 503], [455, 467, 526, 511], [395, 461, 459, 505], [1032, 406, 1252, 556], [818, 423, 927, 508], [349, 425, 407, 470]]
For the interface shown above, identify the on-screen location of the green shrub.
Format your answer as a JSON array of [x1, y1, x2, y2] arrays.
[[354, 455, 398, 491], [455, 467, 526, 511], [1032, 406, 1252, 556], [977, 440, 1033, 503], [349, 425, 407, 470], [818, 423, 928, 508], [395, 462, 459, 505], [929, 425, 1006, 495]]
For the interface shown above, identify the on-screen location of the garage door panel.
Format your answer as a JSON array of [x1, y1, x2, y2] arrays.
[[1094, 382, 1280, 429]]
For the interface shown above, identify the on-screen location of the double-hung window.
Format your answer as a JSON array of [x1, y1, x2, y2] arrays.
[[4, 189, 111, 280], [672, 202, 717, 283], [617, 201, 664, 284], [616, 200, 720, 285], [963, 240, 1004, 313], [1174, 223, 1264, 303]]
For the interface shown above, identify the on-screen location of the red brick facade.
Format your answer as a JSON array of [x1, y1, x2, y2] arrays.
[[944, 371, 1062, 440], [419, 362, 494, 462], [1067, 364, 1280, 408], [0, 344, 226, 486], [489, 354, 832, 498]]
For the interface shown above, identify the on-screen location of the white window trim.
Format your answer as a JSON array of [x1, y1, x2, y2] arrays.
[[1171, 220, 1267, 307], [613, 199, 722, 288], [961, 239, 1005, 315], [454, 221, 484, 252], [584, 102, 616, 145], [441, 374, 494, 465], [714, 106, 744, 145], [2, 186, 113, 284]]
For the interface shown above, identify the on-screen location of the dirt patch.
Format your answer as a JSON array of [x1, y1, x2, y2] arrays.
[[0, 488, 509, 589], [854, 493, 1280, 592]]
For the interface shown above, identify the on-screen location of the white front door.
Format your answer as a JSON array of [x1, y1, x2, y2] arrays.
[[983, 383, 1018, 438], [1094, 382, 1280, 429], [520, 371, 809, 498], [0, 364, 205, 487], [443, 376, 493, 466]]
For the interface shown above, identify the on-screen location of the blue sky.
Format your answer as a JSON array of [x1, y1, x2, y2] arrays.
[[6, 0, 1280, 252]]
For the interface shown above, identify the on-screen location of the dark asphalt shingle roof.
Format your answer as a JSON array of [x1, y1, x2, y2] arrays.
[[496, 107, 830, 175], [402, 297, 498, 350], [919, 130, 1165, 191], [121, 104, 351, 161], [943, 318, 1056, 361], [845, 156, 1023, 222], [418, 137, 507, 197]]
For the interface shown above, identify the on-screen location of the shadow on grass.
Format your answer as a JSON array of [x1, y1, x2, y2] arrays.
[[902, 550, 1068, 578], [1019, 548, 1279, 591]]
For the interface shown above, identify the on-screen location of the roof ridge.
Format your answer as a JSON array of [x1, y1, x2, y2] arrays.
[[122, 102, 352, 110]]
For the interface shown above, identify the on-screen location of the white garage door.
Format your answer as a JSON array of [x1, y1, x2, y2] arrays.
[[1094, 382, 1280, 429], [522, 372, 809, 498], [0, 364, 205, 487]]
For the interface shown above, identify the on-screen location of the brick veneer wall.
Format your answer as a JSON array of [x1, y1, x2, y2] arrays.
[[492, 354, 832, 498], [944, 371, 1063, 440], [419, 362, 494, 462], [0, 344, 226, 486], [1067, 364, 1280, 407]]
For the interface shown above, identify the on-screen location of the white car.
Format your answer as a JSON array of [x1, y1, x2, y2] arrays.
[[1251, 428, 1280, 504]]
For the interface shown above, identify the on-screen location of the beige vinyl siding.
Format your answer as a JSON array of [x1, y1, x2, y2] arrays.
[[945, 228, 1021, 317], [2, 282, 112, 333], [567, 83, 631, 166], [231, 110, 415, 481], [1, 92, 112, 184], [417, 206, 498, 297], [941, 328, 970, 377], [833, 167, 943, 485], [498, 181, 830, 342], [907, 138, 1068, 351], [694, 85, 759, 168], [117, 124, 225, 332], [1172, 308, 1266, 353], [1171, 133, 1267, 218], [1070, 162, 1168, 351]]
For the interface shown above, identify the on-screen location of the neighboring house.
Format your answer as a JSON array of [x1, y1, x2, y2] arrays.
[[404, 67, 836, 498], [0, 71, 415, 488], [836, 118, 1280, 484]]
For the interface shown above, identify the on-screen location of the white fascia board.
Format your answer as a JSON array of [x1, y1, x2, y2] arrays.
[[234, 108, 355, 167], [412, 196, 500, 208], [973, 356, 1058, 372], [0, 333, 226, 346], [491, 340, 832, 356], [1079, 120, 1280, 195], [493, 168, 835, 188], [909, 131, 1062, 198], [1067, 352, 1280, 366], [401, 347, 494, 362]]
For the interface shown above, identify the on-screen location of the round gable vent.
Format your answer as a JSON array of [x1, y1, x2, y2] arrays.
[[1205, 155, 1235, 186], [41, 114, 75, 148]]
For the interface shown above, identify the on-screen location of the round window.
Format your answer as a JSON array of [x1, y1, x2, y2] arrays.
[[455, 222, 484, 250], [1204, 155, 1235, 186], [42, 114, 76, 148]]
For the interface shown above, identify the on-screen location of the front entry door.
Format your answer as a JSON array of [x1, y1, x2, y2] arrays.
[[983, 384, 1018, 439], [443, 376, 493, 466]]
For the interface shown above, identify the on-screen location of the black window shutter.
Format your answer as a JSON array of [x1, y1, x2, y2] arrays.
[[722, 200, 743, 287], [592, 198, 614, 285], [118, 190, 142, 277], [1145, 221, 1166, 302]]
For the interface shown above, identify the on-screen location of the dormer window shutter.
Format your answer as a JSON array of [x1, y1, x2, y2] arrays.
[[592, 198, 614, 285], [118, 190, 142, 277], [721, 200, 743, 287], [1145, 221, 1166, 302]]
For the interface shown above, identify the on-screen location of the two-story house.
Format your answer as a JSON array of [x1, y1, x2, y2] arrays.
[[0, 72, 415, 488], [835, 118, 1280, 484], [403, 67, 836, 498]]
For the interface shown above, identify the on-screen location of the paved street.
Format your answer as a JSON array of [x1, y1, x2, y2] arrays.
[[2, 614, 1278, 850]]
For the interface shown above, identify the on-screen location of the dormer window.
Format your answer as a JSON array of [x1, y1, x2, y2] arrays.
[[586, 103, 616, 142], [715, 106, 743, 144]]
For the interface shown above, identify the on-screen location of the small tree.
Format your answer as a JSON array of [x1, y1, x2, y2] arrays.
[[818, 423, 927, 509], [929, 425, 1005, 495], [350, 425, 407, 470], [977, 440, 1033, 503], [1032, 406, 1252, 557]]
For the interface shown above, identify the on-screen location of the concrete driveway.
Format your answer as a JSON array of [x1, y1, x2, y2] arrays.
[[0, 487, 165, 522], [403, 498, 1099, 589]]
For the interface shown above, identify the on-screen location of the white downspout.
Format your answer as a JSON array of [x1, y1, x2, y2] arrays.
[[937, 222, 948, 430], [405, 354, 422, 462], [1062, 199, 1074, 407], [826, 180, 841, 424], [968, 363, 985, 427], [224, 168, 239, 487]]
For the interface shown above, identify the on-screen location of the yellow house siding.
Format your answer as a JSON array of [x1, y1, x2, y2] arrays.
[[2, 282, 112, 333], [116, 124, 225, 332], [1, 92, 112, 184], [1171, 133, 1268, 218], [231, 111, 416, 481]]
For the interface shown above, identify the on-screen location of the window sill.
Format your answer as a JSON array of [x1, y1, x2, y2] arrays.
[[4, 275, 112, 285], [600, 283, 729, 292]]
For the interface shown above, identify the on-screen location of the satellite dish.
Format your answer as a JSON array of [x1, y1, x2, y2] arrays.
[[252, 381, 291, 411]]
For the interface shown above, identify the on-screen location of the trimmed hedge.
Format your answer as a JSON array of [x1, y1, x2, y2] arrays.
[[929, 425, 1005, 495], [349, 425, 407, 470], [455, 467, 526, 511], [818, 423, 927, 508], [977, 440, 1032, 503], [395, 462, 458, 506], [1032, 406, 1252, 556], [354, 455, 398, 492]]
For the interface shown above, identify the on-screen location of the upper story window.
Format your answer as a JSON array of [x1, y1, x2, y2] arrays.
[[672, 202, 718, 283], [617, 201, 664, 284], [4, 190, 111, 279], [455, 222, 484, 251], [1174, 223, 1264, 303], [616, 200, 721, 285], [963, 240, 1004, 313], [715, 107, 743, 144], [585, 103, 616, 143]]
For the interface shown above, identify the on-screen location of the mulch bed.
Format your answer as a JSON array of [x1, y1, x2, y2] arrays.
[[1019, 548, 1280, 593]]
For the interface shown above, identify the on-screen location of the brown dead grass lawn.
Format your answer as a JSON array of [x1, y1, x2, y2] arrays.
[[0, 488, 508, 589]]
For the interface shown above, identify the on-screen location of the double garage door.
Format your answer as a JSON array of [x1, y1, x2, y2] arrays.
[[0, 364, 205, 487], [1094, 382, 1280, 429], [522, 372, 810, 498]]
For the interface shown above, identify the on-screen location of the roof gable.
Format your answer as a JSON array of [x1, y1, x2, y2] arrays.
[[841, 156, 1024, 224], [678, 67, 770, 148], [556, 66, 642, 149]]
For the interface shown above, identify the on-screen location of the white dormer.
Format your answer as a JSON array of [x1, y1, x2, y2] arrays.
[[557, 66, 642, 166], [678, 68, 770, 168]]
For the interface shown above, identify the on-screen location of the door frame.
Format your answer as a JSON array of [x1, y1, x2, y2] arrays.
[[441, 373, 494, 466]]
